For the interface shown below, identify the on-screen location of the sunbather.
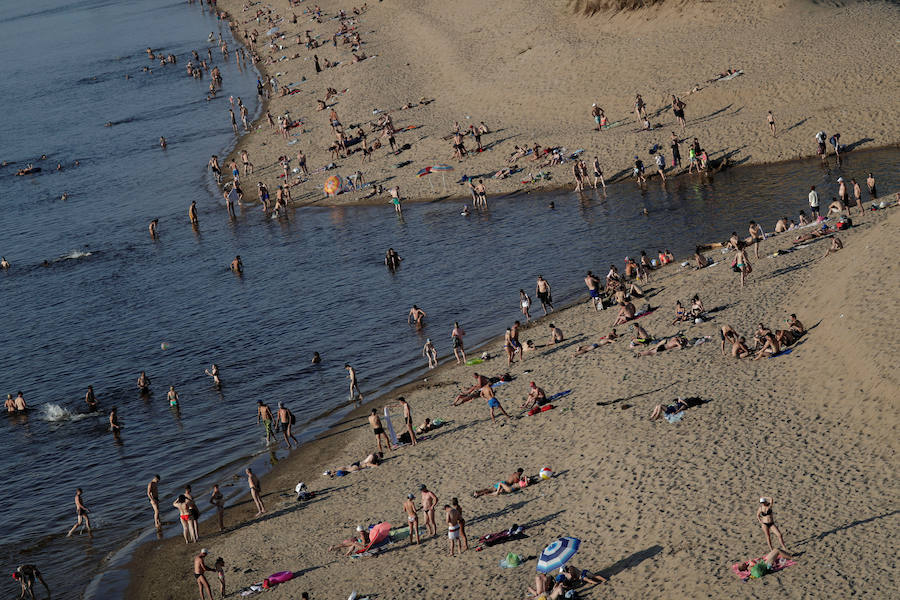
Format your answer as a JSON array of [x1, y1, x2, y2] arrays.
[[473, 468, 526, 497], [631, 322, 652, 345], [614, 301, 636, 325], [637, 335, 688, 356], [788, 314, 805, 335], [556, 565, 607, 587], [454, 373, 490, 405], [672, 301, 688, 324], [822, 235, 843, 257], [736, 548, 794, 577], [329, 525, 370, 556], [752, 332, 781, 359], [520, 382, 548, 411], [732, 336, 751, 358], [650, 396, 704, 420], [325, 452, 383, 476]]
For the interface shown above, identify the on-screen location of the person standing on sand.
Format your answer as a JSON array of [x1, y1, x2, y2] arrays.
[[246, 468, 266, 516], [368, 408, 392, 453], [808, 185, 820, 219], [450, 497, 468, 551], [634, 156, 647, 183], [748, 220, 764, 259], [256, 400, 274, 442], [670, 132, 682, 169], [422, 338, 438, 369], [392, 396, 417, 445], [655, 152, 667, 182], [474, 179, 487, 207], [536, 275, 553, 314], [634, 94, 647, 121], [584, 271, 601, 309], [767, 111, 776, 137], [591, 104, 602, 131], [278, 402, 299, 448], [445, 504, 462, 556], [403, 493, 420, 544], [189, 201, 199, 226], [420, 484, 439, 537], [210, 484, 225, 532], [193, 549, 216, 600], [173, 495, 195, 543], [850, 178, 863, 215], [520, 289, 532, 322], [389, 187, 402, 215], [451, 322, 467, 364], [735, 241, 752, 289], [573, 161, 584, 192], [345, 363, 364, 402], [757, 497, 790, 552], [671, 94, 686, 133], [240, 150, 253, 175], [481, 383, 509, 423], [66, 488, 92, 537]]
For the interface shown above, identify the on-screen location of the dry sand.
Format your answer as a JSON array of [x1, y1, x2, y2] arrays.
[[213, 0, 899, 206], [128, 198, 899, 598]]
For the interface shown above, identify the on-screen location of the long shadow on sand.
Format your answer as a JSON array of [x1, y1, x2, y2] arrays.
[[795, 509, 900, 546], [599, 545, 663, 579], [468, 497, 539, 526], [597, 385, 678, 407]]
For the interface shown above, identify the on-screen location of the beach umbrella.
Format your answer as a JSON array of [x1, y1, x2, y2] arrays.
[[323, 175, 341, 196], [536, 537, 581, 573], [430, 164, 453, 192], [416, 167, 432, 177]]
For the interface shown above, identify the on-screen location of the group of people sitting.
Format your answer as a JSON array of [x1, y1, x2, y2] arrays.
[[720, 314, 805, 359], [526, 565, 607, 599]]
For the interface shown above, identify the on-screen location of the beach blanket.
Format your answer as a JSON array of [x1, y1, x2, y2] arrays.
[[731, 557, 796, 581], [767, 348, 793, 358], [475, 525, 526, 551]]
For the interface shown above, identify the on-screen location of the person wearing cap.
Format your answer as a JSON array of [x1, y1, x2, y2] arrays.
[[277, 402, 299, 448], [420, 484, 439, 537], [422, 338, 437, 369], [402, 493, 420, 545], [12, 564, 49, 600], [757, 497, 790, 552], [521, 382, 547, 411], [193, 549, 216, 600], [837, 176, 849, 209]]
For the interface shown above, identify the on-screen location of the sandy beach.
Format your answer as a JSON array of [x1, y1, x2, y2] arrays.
[[121, 1, 900, 598], [214, 0, 899, 206], [127, 191, 900, 599]]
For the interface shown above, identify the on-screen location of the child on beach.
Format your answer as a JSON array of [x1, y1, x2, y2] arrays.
[[213, 557, 225, 599]]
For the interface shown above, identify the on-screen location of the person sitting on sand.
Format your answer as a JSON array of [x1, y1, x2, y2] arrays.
[[774, 329, 796, 346], [752, 323, 772, 350], [752, 332, 781, 360], [614, 301, 636, 325], [672, 301, 688, 324], [454, 372, 490, 405], [732, 336, 751, 358], [650, 396, 704, 420], [527, 572, 552, 599], [548, 324, 564, 344], [689, 295, 704, 318], [521, 382, 548, 411], [736, 548, 794, 578], [329, 525, 370, 555], [637, 335, 688, 356], [788, 314, 805, 335], [694, 247, 711, 268], [416, 418, 437, 434], [631, 322, 652, 345], [473, 468, 526, 497], [822, 235, 843, 257]]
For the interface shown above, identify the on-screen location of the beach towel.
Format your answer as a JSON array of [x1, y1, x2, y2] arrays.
[[767, 348, 793, 358], [731, 557, 796, 581], [475, 525, 526, 550], [527, 404, 555, 416], [263, 571, 294, 588]]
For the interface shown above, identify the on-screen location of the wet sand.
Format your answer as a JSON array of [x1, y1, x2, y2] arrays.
[[214, 0, 899, 206], [127, 197, 899, 598]]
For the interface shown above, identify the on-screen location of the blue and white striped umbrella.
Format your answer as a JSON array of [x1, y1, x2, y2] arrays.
[[536, 537, 581, 573]]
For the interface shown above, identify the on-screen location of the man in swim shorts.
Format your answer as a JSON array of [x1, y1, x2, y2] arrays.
[[535, 275, 554, 314], [420, 484, 439, 537], [193, 549, 216, 600], [445, 504, 462, 556], [584, 271, 602, 308], [521, 381, 548, 411], [368, 408, 392, 452], [402, 493, 420, 544], [480, 383, 509, 423]]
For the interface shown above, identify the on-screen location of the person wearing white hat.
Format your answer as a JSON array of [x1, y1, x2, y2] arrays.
[[837, 177, 849, 209], [756, 497, 790, 552], [193, 549, 216, 600]]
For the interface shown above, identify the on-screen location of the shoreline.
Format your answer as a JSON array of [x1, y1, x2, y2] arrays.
[[210, 0, 899, 211], [127, 193, 899, 599]]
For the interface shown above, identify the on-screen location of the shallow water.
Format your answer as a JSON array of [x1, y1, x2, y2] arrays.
[[1, 1, 898, 598]]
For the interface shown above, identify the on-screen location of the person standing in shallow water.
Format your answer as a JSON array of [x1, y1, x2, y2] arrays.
[[66, 488, 92, 537], [451, 322, 467, 364]]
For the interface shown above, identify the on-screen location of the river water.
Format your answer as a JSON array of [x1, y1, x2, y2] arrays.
[[1, 1, 898, 597]]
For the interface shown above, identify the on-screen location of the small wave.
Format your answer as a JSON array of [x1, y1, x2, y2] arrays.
[[40, 403, 95, 423], [61, 250, 93, 260]]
